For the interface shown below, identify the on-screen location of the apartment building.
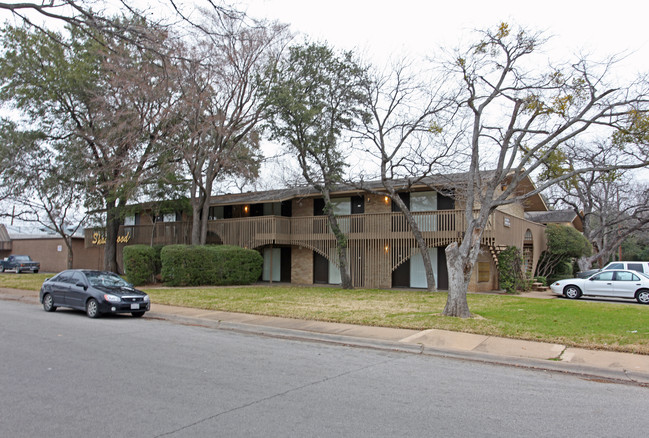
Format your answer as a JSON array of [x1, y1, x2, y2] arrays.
[[84, 175, 549, 291]]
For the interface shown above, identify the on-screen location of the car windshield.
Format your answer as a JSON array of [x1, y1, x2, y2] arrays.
[[638, 272, 649, 281], [84, 272, 131, 288], [13, 256, 30, 261]]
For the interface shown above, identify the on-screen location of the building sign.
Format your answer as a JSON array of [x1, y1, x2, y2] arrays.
[[91, 231, 131, 246]]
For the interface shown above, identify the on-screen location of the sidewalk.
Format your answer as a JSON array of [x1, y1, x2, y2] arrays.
[[2, 287, 648, 385]]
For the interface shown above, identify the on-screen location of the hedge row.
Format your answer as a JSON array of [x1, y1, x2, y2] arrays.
[[160, 245, 263, 287], [123, 244, 263, 287]]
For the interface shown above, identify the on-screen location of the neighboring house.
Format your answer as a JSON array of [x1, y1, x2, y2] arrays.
[[84, 173, 549, 291], [525, 210, 584, 232], [1, 228, 103, 273]]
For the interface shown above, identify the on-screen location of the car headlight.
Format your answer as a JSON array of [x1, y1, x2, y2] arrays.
[[143, 295, 150, 302], [103, 294, 121, 303]]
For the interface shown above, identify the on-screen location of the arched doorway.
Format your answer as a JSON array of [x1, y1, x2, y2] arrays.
[[523, 229, 534, 274]]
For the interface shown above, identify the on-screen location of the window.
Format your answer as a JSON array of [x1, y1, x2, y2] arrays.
[[478, 262, 490, 283], [605, 263, 624, 270], [593, 271, 615, 281], [628, 263, 644, 273], [615, 271, 639, 281]]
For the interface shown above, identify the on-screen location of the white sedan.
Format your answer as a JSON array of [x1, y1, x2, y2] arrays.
[[550, 269, 649, 304]]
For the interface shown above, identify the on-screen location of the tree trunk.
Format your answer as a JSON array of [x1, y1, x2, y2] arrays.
[[103, 201, 121, 273], [389, 193, 436, 291], [200, 203, 210, 245], [65, 236, 74, 269], [322, 191, 353, 289], [442, 222, 484, 318], [443, 242, 473, 318]]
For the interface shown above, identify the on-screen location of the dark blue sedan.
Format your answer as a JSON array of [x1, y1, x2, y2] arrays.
[[40, 270, 150, 318]]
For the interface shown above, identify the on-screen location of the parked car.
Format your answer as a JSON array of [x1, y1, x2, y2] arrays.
[[575, 269, 600, 278], [601, 261, 649, 274], [550, 269, 649, 304], [39, 270, 150, 318], [0, 255, 40, 273]]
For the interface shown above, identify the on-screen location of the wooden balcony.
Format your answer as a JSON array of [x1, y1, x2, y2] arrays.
[[85, 209, 545, 253]]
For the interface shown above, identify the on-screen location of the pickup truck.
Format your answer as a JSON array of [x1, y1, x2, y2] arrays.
[[0, 255, 40, 273]]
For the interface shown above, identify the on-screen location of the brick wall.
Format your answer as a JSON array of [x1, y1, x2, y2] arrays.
[[291, 246, 313, 285]]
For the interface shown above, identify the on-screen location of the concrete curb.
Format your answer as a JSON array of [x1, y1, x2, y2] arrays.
[[145, 310, 649, 387]]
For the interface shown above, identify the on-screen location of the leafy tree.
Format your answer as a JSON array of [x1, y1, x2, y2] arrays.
[[0, 19, 178, 272], [264, 42, 368, 289], [535, 224, 592, 278], [437, 23, 649, 317]]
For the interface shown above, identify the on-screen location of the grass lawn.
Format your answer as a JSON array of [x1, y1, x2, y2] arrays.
[[3, 273, 648, 354]]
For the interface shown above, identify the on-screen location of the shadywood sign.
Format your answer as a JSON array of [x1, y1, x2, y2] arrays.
[[91, 231, 131, 246]]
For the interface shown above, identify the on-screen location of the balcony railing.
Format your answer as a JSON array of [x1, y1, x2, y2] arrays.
[[85, 209, 545, 252]]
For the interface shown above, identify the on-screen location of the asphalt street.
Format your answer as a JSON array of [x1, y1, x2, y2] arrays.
[[1, 300, 648, 438]]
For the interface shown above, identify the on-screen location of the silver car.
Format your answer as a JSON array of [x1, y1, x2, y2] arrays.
[[550, 269, 649, 304]]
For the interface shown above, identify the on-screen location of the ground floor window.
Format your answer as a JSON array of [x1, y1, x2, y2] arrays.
[[478, 262, 490, 283]]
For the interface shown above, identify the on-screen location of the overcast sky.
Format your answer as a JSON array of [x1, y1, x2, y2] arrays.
[[235, 0, 648, 76]]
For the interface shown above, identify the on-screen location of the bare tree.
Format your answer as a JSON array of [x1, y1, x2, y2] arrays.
[[0, 123, 86, 268], [543, 141, 649, 270], [438, 23, 649, 317], [169, 9, 289, 245], [353, 60, 457, 291]]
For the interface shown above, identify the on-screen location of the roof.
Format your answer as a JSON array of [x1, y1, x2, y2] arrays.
[[525, 210, 584, 231], [208, 171, 547, 209], [9, 233, 85, 241]]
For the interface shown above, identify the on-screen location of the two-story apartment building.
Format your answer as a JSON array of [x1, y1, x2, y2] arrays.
[[85, 174, 549, 291]]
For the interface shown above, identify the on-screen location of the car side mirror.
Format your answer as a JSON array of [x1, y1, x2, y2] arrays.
[[76, 282, 88, 290]]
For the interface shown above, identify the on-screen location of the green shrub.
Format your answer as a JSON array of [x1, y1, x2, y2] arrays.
[[534, 276, 547, 286], [497, 246, 526, 294], [123, 245, 157, 286], [161, 245, 263, 286]]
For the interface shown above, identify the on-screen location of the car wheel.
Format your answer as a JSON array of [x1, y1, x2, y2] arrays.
[[0, 266, 4, 273], [636, 289, 649, 305], [131, 311, 145, 318], [563, 285, 582, 299], [42, 293, 57, 312], [86, 298, 100, 318], [34, 270, 39, 274], [15, 268, 20, 274]]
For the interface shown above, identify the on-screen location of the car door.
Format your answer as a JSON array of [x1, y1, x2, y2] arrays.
[[584, 271, 615, 297], [612, 271, 642, 299], [48, 272, 72, 306], [65, 272, 88, 310]]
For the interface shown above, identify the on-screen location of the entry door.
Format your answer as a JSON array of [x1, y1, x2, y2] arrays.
[[263, 248, 281, 282], [410, 248, 438, 289]]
